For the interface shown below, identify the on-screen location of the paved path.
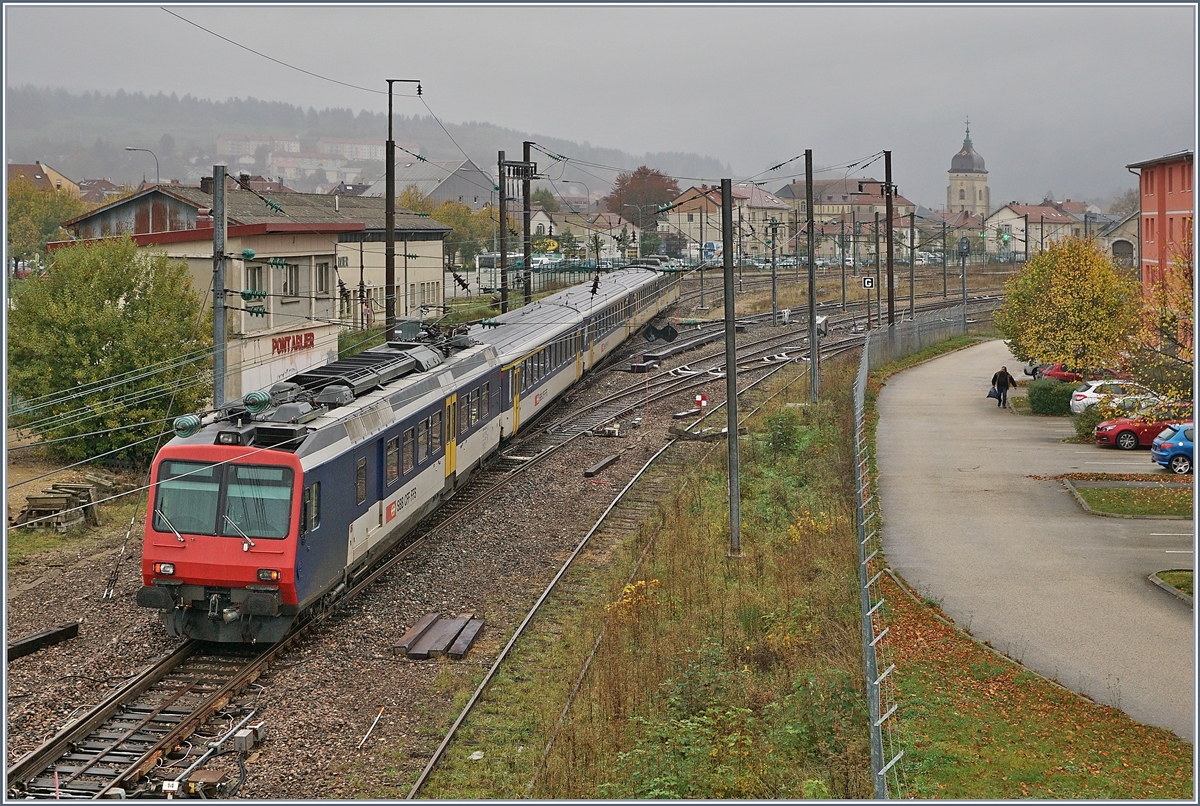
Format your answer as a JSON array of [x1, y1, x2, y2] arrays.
[[877, 339, 1195, 741]]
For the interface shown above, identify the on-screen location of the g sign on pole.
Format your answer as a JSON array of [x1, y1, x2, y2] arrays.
[[958, 236, 970, 331]]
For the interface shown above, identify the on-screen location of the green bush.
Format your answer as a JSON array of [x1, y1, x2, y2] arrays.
[[1026, 379, 1074, 415], [1073, 404, 1106, 439]]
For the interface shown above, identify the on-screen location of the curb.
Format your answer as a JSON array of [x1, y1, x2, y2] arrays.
[[1061, 478, 1191, 520], [1148, 572, 1194, 607], [883, 568, 1100, 707]]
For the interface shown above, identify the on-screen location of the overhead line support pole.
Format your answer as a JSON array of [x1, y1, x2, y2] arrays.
[[885, 150, 895, 327], [212, 164, 227, 407], [721, 178, 741, 558], [806, 149, 818, 402], [498, 150, 508, 313], [523, 141, 533, 305]]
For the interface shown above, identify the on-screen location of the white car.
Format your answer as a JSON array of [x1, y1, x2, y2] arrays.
[[1070, 379, 1158, 415]]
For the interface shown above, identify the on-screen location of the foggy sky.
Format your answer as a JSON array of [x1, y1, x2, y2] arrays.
[[4, 3, 1196, 208]]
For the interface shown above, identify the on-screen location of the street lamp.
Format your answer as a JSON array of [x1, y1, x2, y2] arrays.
[[558, 180, 591, 214], [125, 146, 159, 186]]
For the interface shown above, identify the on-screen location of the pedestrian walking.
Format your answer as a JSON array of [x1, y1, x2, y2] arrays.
[[991, 365, 1018, 408]]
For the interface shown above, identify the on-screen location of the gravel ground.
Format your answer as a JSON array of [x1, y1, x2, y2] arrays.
[[3, 288, 792, 797]]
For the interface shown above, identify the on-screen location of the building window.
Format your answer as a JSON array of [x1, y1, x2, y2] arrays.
[[283, 263, 300, 297], [246, 264, 263, 293], [316, 262, 330, 295], [959, 189, 965, 200], [687, 213, 694, 223], [536, 224, 545, 235]]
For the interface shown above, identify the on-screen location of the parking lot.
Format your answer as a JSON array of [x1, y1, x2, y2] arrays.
[[876, 339, 1194, 740]]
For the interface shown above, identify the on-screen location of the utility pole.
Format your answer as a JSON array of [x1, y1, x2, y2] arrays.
[[884, 150, 895, 327], [721, 179, 741, 557], [359, 242, 365, 331], [699, 201, 705, 307], [874, 211, 881, 330], [960, 235, 969, 332], [1040, 213, 1045, 252], [770, 218, 778, 325], [385, 82, 396, 339], [909, 211, 916, 318], [523, 141, 533, 305], [402, 236, 409, 319], [212, 164, 227, 407], [806, 149, 818, 402], [498, 150, 508, 313], [840, 218, 846, 310], [942, 218, 947, 298]]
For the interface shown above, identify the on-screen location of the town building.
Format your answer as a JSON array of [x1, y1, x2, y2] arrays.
[[216, 134, 301, 157], [946, 125, 990, 217], [1126, 150, 1193, 289], [662, 185, 792, 262], [77, 178, 128, 204], [7, 161, 79, 195], [983, 203, 1078, 259], [529, 210, 639, 262], [53, 180, 449, 399], [364, 158, 495, 211]]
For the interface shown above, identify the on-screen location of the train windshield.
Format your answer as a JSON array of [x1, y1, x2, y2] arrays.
[[153, 460, 293, 539]]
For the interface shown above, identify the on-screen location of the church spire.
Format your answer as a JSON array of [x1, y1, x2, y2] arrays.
[[964, 116, 972, 146]]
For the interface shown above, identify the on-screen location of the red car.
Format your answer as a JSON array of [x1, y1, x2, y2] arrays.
[[1039, 362, 1131, 383], [1094, 414, 1175, 450]]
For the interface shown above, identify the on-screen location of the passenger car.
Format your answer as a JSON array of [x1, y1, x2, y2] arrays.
[[1070, 380, 1158, 415], [1039, 362, 1131, 384], [1094, 407, 1176, 449], [1151, 423, 1194, 474]]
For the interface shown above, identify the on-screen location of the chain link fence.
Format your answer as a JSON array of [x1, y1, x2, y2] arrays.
[[852, 301, 1000, 797]]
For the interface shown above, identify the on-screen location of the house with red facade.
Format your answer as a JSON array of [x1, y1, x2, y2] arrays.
[[1126, 150, 1193, 291]]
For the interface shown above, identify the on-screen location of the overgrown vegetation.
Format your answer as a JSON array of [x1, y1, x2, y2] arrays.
[[415, 356, 872, 799]]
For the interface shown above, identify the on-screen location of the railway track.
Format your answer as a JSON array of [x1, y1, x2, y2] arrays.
[[8, 292, 999, 799]]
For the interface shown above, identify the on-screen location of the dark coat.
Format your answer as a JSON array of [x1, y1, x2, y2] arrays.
[[992, 370, 1017, 390]]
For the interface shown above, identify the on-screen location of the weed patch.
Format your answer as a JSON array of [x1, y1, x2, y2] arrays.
[[1076, 486, 1192, 517]]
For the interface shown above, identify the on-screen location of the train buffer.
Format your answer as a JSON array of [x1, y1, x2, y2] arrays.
[[394, 613, 484, 660]]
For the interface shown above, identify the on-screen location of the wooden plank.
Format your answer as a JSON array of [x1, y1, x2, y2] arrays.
[[393, 613, 441, 657], [409, 615, 470, 660], [7, 622, 80, 662], [447, 619, 484, 660], [584, 455, 620, 478]]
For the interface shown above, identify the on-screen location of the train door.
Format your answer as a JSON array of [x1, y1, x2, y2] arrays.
[[575, 329, 582, 382], [511, 365, 522, 435], [444, 394, 457, 494]]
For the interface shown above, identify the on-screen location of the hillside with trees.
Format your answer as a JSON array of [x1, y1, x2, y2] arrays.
[[5, 85, 730, 193]]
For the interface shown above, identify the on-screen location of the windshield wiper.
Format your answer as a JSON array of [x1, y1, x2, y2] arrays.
[[155, 510, 185, 543], [223, 515, 256, 551]]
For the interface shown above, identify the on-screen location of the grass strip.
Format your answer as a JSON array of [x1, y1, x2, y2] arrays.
[[1156, 570, 1194, 597], [1075, 486, 1193, 517], [883, 573, 1193, 798]]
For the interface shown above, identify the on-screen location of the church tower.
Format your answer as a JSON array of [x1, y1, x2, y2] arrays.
[[946, 122, 990, 216]]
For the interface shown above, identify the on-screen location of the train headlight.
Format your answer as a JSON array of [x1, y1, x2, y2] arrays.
[[257, 569, 281, 582], [217, 431, 242, 445], [153, 562, 175, 575]]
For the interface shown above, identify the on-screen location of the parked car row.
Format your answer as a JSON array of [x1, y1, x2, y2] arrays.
[[1150, 423, 1194, 475]]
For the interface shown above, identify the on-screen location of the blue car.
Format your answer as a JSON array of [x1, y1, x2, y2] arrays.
[[1150, 423, 1194, 474]]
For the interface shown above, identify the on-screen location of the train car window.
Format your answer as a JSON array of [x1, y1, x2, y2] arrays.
[[222, 465, 294, 539], [470, 389, 480, 425], [432, 411, 442, 452], [418, 420, 429, 462], [356, 458, 367, 504], [481, 382, 490, 419], [403, 429, 415, 473], [309, 482, 321, 531], [301, 486, 310, 535], [385, 436, 400, 485], [154, 460, 220, 535], [459, 396, 469, 434]]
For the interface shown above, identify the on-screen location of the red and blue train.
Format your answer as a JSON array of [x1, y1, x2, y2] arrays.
[[137, 268, 680, 642]]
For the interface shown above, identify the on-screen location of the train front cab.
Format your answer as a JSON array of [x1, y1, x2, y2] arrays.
[[138, 444, 303, 643]]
